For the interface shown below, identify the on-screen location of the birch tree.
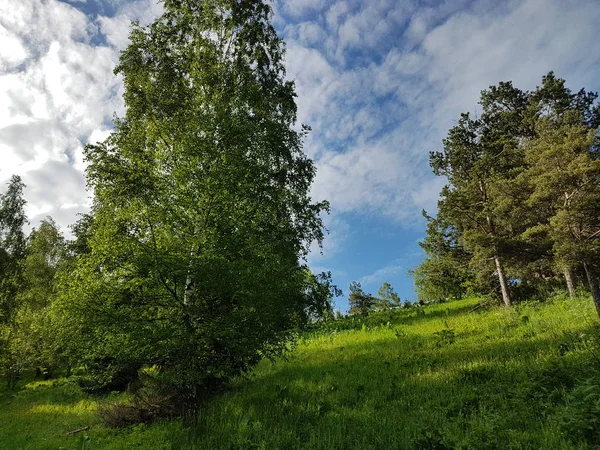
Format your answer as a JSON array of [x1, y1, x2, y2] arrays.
[[58, 0, 328, 415]]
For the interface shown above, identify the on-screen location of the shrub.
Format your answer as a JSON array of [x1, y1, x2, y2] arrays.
[[555, 377, 600, 446]]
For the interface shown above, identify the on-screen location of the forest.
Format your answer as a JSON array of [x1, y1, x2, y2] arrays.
[[1, 0, 600, 448], [412, 72, 600, 311]]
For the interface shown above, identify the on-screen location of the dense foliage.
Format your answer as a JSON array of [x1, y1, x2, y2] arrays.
[[56, 0, 331, 415], [0, 0, 335, 417], [4, 296, 600, 449], [0, 1, 599, 443], [415, 73, 600, 313]]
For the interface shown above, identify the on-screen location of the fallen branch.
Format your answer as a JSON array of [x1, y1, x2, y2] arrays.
[[65, 426, 89, 436], [469, 303, 484, 313]]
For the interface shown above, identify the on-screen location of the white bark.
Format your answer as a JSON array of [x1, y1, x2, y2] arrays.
[[495, 256, 512, 307]]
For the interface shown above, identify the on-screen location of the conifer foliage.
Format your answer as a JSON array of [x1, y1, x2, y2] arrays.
[[416, 73, 600, 314]]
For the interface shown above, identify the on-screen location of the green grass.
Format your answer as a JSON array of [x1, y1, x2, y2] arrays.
[[2, 295, 600, 449]]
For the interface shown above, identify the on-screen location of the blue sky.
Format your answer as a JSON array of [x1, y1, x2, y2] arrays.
[[1, 0, 600, 311]]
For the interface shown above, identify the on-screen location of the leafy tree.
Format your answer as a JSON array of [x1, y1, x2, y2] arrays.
[[14, 217, 69, 378], [68, 213, 94, 259], [0, 175, 28, 387], [303, 271, 342, 322], [1, 217, 69, 385], [19, 217, 66, 309], [58, 0, 327, 415], [348, 281, 376, 315], [0, 175, 27, 323], [412, 258, 465, 303]]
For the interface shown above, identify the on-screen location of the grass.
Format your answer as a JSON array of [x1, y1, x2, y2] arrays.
[[2, 295, 600, 449]]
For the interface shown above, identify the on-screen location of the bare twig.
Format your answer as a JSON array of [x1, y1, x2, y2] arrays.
[[65, 426, 90, 436]]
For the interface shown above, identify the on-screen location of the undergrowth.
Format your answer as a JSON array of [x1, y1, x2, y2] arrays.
[[1, 295, 600, 449]]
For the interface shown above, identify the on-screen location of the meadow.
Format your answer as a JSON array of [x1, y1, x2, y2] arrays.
[[2, 295, 600, 449]]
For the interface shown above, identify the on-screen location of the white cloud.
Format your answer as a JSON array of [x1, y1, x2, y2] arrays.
[[118, 0, 164, 26], [336, 1, 408, 51], [98, 13, 131, 49], [283, 0, 600, 234], [360, 261, 404, 285], [0, 25, 28, 70], [0, 0, 163, 236], [325, 1, 350, 31], [24, 160, 90, 227], [0, 0, 93, 47], [284, 21, 327, 47], [2, 0, 600, 249], [279, 0, 328, 18], [312, 141, 407, 217]]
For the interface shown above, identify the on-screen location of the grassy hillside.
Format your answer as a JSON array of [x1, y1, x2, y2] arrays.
[[2, 295, 600, 449]]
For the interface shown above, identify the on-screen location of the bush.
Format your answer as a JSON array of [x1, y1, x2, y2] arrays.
[[555, 377, 600, 446]]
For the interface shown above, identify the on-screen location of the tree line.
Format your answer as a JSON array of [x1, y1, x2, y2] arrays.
[[0, 0, 338, 421], [412, 73, 600, 314], [345, 280, 405, 315]]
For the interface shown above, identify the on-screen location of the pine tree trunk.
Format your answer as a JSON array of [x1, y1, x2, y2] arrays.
[[495, 256, 512, 307], [583, 262, 600, 318], [564, 268, 576, 299]]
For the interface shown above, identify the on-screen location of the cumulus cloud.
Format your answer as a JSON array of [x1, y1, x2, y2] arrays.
[[0, 0, 163, 234], [98, 13, 131, 49], [360, 261, 405, 286], [0, 25, 28, 70], [282, 0, 600, 239], [3, 0, 600, 257], [279, 0, 328, 18]]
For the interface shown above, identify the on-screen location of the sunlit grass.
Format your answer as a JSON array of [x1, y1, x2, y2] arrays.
[[1, 295, 599, 449]]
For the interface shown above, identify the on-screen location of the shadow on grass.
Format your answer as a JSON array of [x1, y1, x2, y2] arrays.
[[178, 321, 598, 449]]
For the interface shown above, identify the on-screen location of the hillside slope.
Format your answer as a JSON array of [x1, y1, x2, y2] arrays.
[[2, 296, 600, 449]]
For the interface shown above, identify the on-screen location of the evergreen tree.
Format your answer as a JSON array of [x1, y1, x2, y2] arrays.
[[377, 281, 400, 309], [412, 211, 474, 302], [431, 110, 519, 306], [348, 282, 375, 315], [424, 72, 600, 306], [524, 113, 600, 312]]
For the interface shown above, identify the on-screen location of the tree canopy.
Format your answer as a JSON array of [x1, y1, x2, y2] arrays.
[[53, 0, 328, 415], [415, 72, 600, 314]]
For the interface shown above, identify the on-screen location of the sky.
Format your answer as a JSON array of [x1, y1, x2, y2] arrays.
[[2, 0, 600, 312]]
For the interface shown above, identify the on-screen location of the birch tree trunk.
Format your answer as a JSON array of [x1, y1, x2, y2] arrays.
[[563, 267, 576, 299], [494, 256, 512, 307]]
